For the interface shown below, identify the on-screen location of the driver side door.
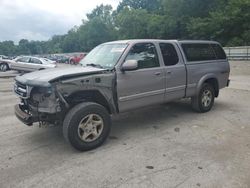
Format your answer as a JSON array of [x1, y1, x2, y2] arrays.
[[116, 43, 165, 112]]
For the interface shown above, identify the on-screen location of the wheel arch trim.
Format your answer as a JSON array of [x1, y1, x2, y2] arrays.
[[196, 74, 219, 96], [66, 89, 116, 114]]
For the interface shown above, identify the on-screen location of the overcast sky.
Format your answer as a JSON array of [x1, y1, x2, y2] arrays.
[[0, 0, 121, 43]]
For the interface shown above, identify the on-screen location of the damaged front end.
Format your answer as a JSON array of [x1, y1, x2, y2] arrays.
[[14, 69, 117, 127], [14, 81, 62, 126]]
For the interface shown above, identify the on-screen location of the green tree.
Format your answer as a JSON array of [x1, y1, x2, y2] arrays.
[[18, 39, 31, 55], [78, 17, 117, 51], [0, 0, 249, 55], [116, 8, 150, 39], [78, 4, 117, 51], [0, 41, 16, 56], [61, 28, 81, 52], [87, 4, 114, 25], [159, 0, 222, 39], [187, 0, 250, 46], [117, 0, 161, 13]]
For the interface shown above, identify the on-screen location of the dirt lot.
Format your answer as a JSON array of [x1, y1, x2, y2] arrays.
[[0, 61, 250, 188]]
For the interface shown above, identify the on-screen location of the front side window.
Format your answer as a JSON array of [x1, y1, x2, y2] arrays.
[[125, 43, 159, 69], [159, 43, 179, 66], [181, 43, 216, 62]]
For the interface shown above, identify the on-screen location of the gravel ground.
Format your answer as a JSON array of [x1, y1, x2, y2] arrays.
[[0, 61, 250, 188]]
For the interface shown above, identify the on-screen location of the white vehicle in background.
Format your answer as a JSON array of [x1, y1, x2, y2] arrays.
[[9, 56, 57, 72], [0, 55, 8, 60]]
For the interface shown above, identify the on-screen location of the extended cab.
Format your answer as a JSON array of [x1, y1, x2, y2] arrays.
[[14, 40, 230, 151]]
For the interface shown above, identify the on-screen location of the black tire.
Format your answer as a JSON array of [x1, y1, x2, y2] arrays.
[[63, 102, 111, 151], [191, 83, 215, 113], [0, 63, 9, 72]]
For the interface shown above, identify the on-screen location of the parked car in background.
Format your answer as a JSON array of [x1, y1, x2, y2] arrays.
[[69, 53, 86, 64], [41, 57, 57, 64], [57, 55, 70, 64], [10, 56, 56, 72], [43, 55, 58, 62]]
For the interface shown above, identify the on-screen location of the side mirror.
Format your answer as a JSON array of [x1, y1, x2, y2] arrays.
[[121, 60, 138, 71]]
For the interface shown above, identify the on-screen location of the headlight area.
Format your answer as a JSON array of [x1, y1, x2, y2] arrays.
[[29, 86, 61, 114], [16, 86, 63, 126]]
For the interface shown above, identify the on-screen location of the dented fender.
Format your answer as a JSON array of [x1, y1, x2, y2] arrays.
[[55, 72, 118, 114]]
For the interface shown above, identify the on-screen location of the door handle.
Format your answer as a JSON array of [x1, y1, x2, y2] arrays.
[[166, 71, 172, 74], [154, 72, 161, 76]]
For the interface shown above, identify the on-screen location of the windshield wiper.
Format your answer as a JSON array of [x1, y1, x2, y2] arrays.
[[86, 63, 104, 69]]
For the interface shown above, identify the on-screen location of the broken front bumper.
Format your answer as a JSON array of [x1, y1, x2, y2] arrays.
[[14, 104, 36, 126]]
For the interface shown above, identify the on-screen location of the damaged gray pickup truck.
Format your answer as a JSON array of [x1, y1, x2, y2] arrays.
[[14, 40, 230, 151]]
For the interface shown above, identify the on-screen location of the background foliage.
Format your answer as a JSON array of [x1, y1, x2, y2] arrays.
[[0, 0, 249, 56]]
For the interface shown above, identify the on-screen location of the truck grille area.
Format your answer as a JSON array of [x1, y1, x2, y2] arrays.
[[14, 81, 30, 99]]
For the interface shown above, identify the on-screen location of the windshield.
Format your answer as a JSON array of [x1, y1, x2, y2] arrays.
[[80, 43, 128, 69]]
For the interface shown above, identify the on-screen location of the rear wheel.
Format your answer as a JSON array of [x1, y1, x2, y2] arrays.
[[70, 60, 75, 65], [191, 83, 215, 113], [0, 63, 9, 72], [63, 102, 111, 151]]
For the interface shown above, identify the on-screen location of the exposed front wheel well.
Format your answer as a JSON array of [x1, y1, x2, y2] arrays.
[[66, 90, 112, 114], [204, 78, 219, 97]]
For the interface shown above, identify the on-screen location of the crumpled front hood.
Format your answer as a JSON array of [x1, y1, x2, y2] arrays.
[[15, 66, 105, 87]]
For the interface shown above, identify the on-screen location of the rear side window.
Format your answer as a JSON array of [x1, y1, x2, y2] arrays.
[[125, 43, 160, 69], [181, 43, 216, 62], [159, 43, 179, 66], [211, 44, 227, 59]]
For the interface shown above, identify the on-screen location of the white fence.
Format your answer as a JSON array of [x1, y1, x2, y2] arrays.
[[223, 46, 250, 60]]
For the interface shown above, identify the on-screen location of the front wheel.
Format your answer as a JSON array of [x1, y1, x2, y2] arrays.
[[191, 83, 215, 113], [63, 102, 111, 151]]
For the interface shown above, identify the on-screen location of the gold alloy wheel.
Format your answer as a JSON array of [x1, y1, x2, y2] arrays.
[[77, 114, 104, 142], [201, 90, 212, 107]]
